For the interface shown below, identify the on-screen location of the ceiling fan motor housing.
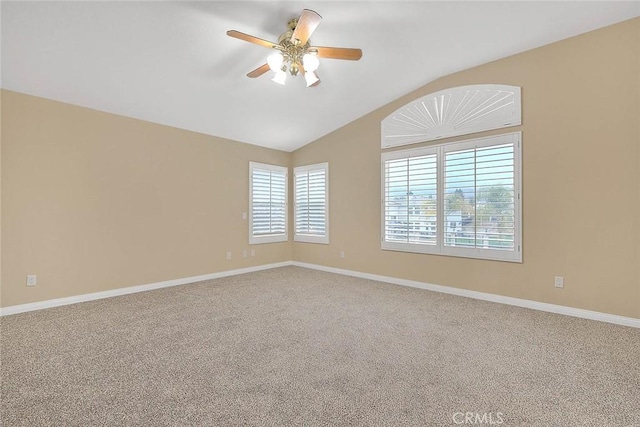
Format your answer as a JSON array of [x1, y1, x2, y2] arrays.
[[277, 30, 311, 76]]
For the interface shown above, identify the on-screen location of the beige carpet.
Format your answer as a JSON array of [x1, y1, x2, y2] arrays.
[[1, 266, 639, 426]]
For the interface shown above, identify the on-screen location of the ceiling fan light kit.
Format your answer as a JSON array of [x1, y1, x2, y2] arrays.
[[304, 70, 320, 87], [227, 9, 362, 88], [272, 70, 287, 85], [267, 53, 284, 72], [303, 54, 319, 72]]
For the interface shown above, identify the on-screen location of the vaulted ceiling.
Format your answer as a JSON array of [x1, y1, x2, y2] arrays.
[[2, 2, 638, 151]]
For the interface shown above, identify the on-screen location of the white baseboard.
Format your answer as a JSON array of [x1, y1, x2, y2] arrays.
[[0, 261, 293, 317], [291, 261, 640, 329], [3, 260, 638, 328]]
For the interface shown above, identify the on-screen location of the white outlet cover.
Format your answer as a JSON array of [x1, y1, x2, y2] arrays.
[[554, 276, 564, 288], [26, 275, 37, 286], [226, 252, 232, 260]]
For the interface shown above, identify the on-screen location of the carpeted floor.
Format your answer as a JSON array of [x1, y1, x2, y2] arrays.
[[1, 266, 639, 426]]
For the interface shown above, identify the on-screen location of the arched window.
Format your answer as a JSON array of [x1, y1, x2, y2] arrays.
[[381, 84, 521, 148]]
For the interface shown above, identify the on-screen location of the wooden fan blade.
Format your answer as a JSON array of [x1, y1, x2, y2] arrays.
[[311, 46, 362, 61], [247, 63, 271, 78], [290, 9, 322, 45], [227, 30, 278, 49]]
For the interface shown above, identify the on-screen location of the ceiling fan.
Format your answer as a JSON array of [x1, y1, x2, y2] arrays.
[[227, 9, 363, 87]]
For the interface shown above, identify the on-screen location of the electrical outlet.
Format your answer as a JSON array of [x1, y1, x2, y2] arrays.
[[340, 251, 345, 259], [226, 251, 232, 260], [26, 275, 37, 287], [250, 249, 255, 257], [242, 250, 248, 258], [242, 212, 247, 220], [554, 276, 564, 288]]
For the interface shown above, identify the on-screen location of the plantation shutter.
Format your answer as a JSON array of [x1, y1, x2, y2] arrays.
[[444, 141, 516, 251], [383, 149, 438, 248], [381, 133, 520, 261], [250, 163, 287, 244], [294, 163, 328, 244]]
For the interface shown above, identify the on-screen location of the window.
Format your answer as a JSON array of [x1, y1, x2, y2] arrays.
[[383, 147, 438, 247], [294, 163, 329, 244], [382, 132, 521, 262], [381, 84, 521, 148], [249, 162, 287, 244]]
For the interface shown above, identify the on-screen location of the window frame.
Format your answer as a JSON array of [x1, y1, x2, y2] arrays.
[[294, 162, 329, 244], [249, 162, 288, 245], [381, 132, 522, 262]]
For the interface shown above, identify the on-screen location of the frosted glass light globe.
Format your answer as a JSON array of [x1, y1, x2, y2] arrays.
[[302, 54, 319, 72], [267, 53, 284, 72]]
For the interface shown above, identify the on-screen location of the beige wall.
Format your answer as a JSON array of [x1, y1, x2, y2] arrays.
[[1, 90, 291, 307], [2, 18, 639, 319], [292, 18, 640, 319]]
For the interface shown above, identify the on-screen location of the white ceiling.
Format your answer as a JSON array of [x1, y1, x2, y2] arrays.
[[2, 1, 638, 152]]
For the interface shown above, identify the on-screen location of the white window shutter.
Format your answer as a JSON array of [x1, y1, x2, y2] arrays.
[[382, 148, 438, 253], [294, 163, 329, 244], [381, 132, 521, 262], [381, 84, 522, 148], [250, 162, 288, 244], [444, 141, 516, 253]]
